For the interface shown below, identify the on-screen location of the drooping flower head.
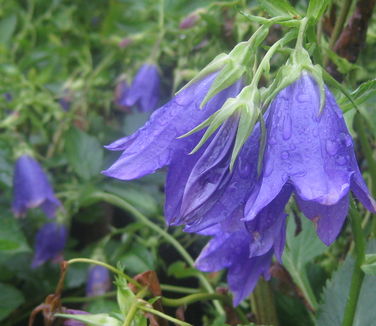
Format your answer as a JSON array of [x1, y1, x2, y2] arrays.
[[118, 64, 161, 113], [32, 222, 67, 268], [86, 265, 111, 297], [12, 155, 61, 218], [245, 73, 376, 245]]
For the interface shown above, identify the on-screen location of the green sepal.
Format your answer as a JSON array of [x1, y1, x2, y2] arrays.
[[305, 64, 325, 113], [55, 313, 122, 326], [115, 277, 137, 317], [200, 59, 246, 108], [187, 98, 240, 153], [229, 86, 261, 169], [176, 53, 228, 94]]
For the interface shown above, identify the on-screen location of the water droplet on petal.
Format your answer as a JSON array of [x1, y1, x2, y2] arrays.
[[295, 92, 310, 103], [268, 136, 277, 145], [282, 116, 292, 140], [281, 151, 289, 160], [312, 129, 319, 137], [325, 139, 338, 156], [339, 132, 353, 147], [335, 155, 347, 165], [292, 170, 306, 177], [263, 160, 273, 177], [289, 144, 296, 150]]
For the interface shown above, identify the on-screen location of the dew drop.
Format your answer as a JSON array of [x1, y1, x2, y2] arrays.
[[269, 136, 277, 145], [281, 151, 289, 160], [282, 115, 292, 140], [289, 144, 296, 150], [312, 128, 319, 137], [335, 155, 347, 165], [325, 139, 338, 156], [339, 132, 353, 147], [263, 161, 273, 177], [295, 92, 310, 103]]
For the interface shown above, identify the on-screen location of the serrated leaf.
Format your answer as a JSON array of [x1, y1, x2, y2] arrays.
[[56, 313, 122, 326], [65, 127, 104, 180], [306, 0, 330, 20], [258, 0, 299, 17], [0, 283, 25, 322], [283, 215, 327, 309]]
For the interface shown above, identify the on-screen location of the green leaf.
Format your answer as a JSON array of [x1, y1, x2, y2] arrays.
[[56, 313, 122, 326], [361, 253, 376, 275], [317, 241, 376, 326], [65, 127, 104, 181], [0, 217, 30, 261], [339, 79, 376, 112], [167, 261, 201, 279], [258, 0, 299, 17], [103, 183, 158, 216], [283, 215, 327, 310], [0, 283, 25, 322], [0, 14, 17, 45], [118, 244, 155, 275], [306, 0, 330, 20]]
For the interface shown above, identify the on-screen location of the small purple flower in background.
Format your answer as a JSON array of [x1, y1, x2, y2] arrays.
[[59, 89, 73, 112], [86, 265, 111, 297], [118, 37, 133, 48], [3, 93, 12, 102], [32, 222, 67, 268], [179, 13, 200, 29], [244, 73, 376, 245], [118, 64, 161, 113], [12, 155, 61, 218]]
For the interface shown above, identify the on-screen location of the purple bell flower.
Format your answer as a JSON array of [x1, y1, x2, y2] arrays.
[[244, 73, 376, 245], [12, 155, 61, 218], [118, 64, 161, 112], [32, 222, 67, 268], [86, 265, 111, 297], [103, 73, 243, 226]]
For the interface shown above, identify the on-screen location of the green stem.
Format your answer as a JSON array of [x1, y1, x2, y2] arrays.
[[250, 278, 279, 326], [160, 284, 200, 294], [328, 0, 354, 50], [122, 302, 139, 326], [342, 201, 366, 326], [295, 17, 309, 50], [89, 192, 224, 314], [67, 258, 140, 288], [138, 305, 192, 326], [162, 293, 229, 307]]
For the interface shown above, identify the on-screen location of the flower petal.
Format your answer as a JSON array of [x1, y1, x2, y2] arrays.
[[102, 75, 242, 180], [296, 192, 349, 246]]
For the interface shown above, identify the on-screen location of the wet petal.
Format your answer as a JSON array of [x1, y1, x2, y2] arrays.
[[180, 117, 238, 217], [296, 192, 349, 245], [103, 75, 242, 180]]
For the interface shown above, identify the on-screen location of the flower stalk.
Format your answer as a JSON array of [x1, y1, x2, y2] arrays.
[[342, 200, 366, 326]]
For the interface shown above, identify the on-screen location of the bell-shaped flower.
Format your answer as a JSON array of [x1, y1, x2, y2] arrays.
[[195, 186, 289, 305], [244, 73, 376, 245], [119, 64, 161, 112], [12, 155, 61, 218], [32, 222, 67, 268], [86, 265, 111, 297], [102, 73, 243, 228]]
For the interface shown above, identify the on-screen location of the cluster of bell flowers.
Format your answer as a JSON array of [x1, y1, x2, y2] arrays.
[[103, 18, 376, 305]]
